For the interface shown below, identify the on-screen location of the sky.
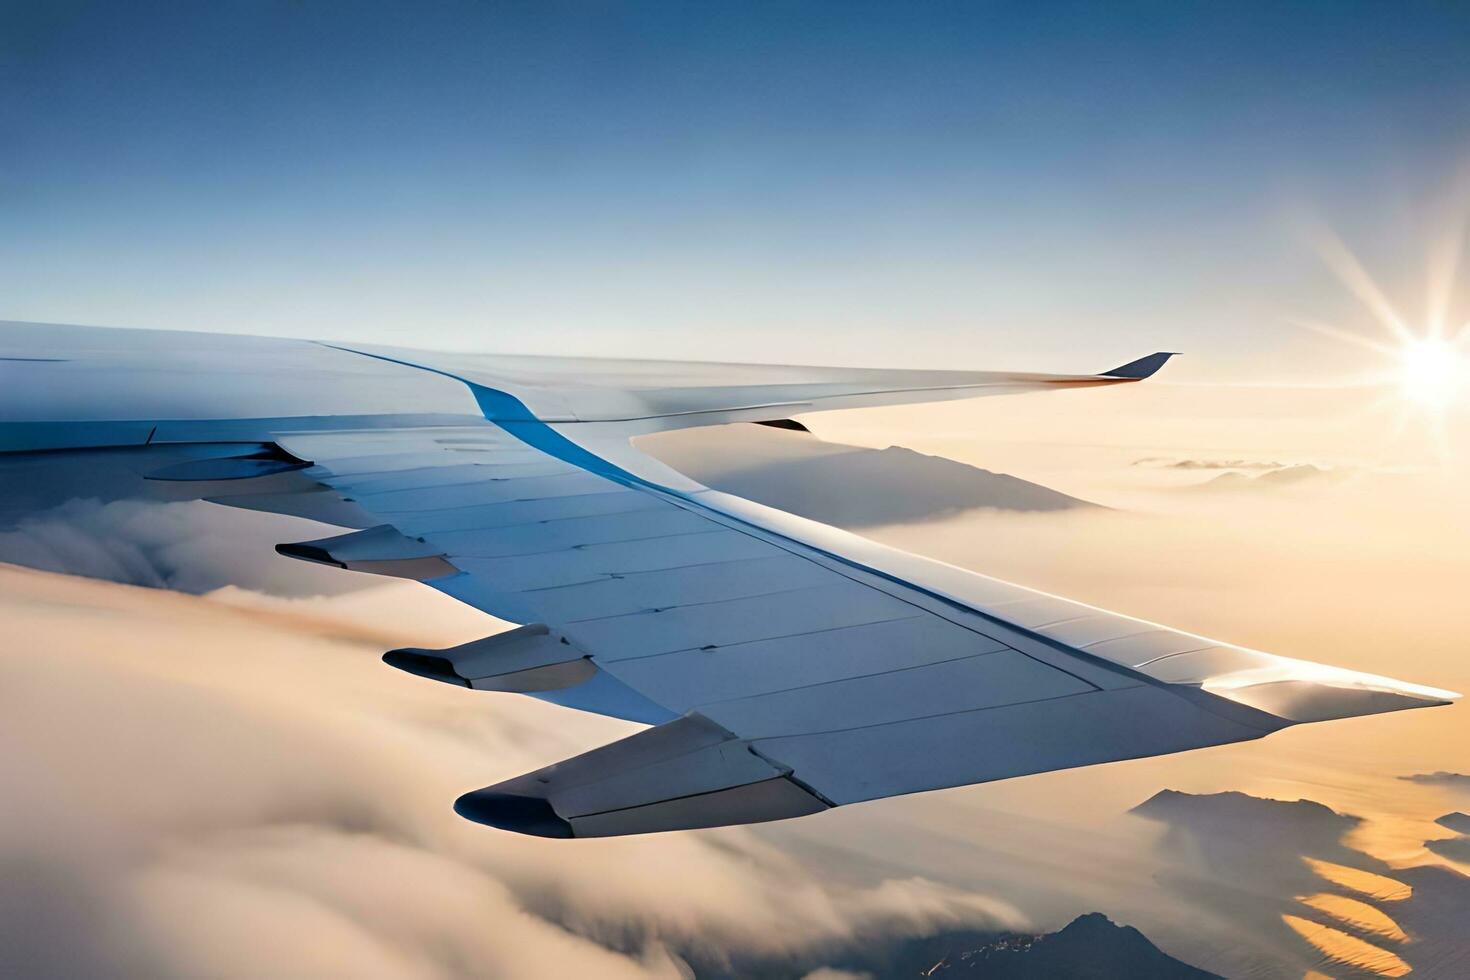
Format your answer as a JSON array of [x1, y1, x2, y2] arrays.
[[5, 7, 1470, 976], [5, 1, 1470, 376]]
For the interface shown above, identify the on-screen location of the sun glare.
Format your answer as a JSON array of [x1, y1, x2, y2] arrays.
[[1296, 218, 1470, 463], [1399, 337, 1464, 410]]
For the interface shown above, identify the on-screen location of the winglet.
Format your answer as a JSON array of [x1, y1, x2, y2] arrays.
[[1101, 352, 1180, 380]]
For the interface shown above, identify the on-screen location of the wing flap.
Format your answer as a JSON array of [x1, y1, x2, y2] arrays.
[[449, 530, 777, 593], [423, 507, 713, 558], [562, 580, 917, 662], [695, 649, 1095, 738], [601, 616, 1001, 707], [514, 553, 835, 622], [754, 684, 1270, 806], [375, 489, 665, 534]]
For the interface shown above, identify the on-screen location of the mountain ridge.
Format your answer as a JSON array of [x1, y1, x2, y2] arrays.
[[642, 423, 1100, 527]]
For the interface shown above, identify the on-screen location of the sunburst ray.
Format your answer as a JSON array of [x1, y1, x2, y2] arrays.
[[1305, 223, 1416, 345]]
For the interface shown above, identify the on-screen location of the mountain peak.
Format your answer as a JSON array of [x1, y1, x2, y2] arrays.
[[1134, 789, 1356, 826], [1435, 811, 1470, 835], [935, 912, 1220, 979]]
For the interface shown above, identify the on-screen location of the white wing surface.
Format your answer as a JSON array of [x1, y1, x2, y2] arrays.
[[0, 322, 1455, 838]]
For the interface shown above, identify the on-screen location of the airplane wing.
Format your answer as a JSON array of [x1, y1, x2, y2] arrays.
[[0, 321, 1456, 838]]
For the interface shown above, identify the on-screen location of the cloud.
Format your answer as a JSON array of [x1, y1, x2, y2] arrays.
[[1399, 772, 1470, 788], [1192, 463, 1346, 491], [126, 829, 690, 980], [1133, 457, 1290, 470], [0, 444, 371, 597], [0, 565, 1025, 979], [2, 427, 1466, 978], [0, 498, 361, 596]]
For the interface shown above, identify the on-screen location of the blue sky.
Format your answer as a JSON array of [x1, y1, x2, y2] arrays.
[[4, 1, 1470, 375]]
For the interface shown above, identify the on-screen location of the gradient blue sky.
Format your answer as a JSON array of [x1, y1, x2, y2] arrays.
[[5, 2, 1470, 376]]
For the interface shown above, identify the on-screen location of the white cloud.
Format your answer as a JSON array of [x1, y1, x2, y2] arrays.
[[0, 565, 1024, 979], [0, 497, 360, 595]]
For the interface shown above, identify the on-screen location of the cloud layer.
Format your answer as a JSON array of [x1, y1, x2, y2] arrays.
[[2, 423, 1467, 977], [0, 566, 1026, 979]]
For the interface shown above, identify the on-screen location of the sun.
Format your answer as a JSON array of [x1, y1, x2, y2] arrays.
[[1287, 216, 1470, 461], [1399, 337, 1465, 410], [1293, 217, 1470, 432]]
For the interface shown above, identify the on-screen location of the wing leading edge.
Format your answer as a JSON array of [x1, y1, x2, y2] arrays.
[[319, 340, 1181, 428]]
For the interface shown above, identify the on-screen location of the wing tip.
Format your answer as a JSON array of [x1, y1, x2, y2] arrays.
[[1101, 351, 1181, 380], [1202, 668, 1459, 725]]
